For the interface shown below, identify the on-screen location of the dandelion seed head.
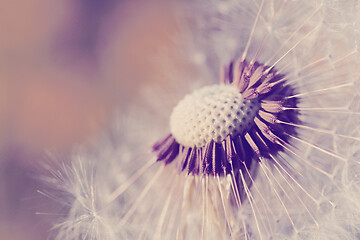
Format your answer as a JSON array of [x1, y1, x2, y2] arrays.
[[154, 57, 299, 176], [42, 0, 360, 239], [41, 156, 118, 240], [170, 84, 259, 147]]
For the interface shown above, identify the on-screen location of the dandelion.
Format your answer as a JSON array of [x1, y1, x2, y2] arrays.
[[43, 0, 360, 239], [39, 154, 118, 240]]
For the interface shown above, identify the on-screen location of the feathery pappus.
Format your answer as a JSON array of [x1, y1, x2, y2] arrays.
[[41, 1, 360, 239]]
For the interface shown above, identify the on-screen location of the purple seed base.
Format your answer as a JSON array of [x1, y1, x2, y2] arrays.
[[152, 59, 299, 176]]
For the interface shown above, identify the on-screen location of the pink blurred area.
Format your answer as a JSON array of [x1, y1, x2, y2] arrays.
[[0, 0, 177, 239]]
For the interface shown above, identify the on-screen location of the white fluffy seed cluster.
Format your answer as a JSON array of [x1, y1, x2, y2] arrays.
[[170, 84, 259, 147]]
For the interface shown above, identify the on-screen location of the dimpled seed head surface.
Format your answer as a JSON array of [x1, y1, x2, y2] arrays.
[[170, 84, 260, 147]]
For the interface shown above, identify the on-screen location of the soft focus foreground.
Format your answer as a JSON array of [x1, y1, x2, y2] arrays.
[[0, 1, 177, 239]]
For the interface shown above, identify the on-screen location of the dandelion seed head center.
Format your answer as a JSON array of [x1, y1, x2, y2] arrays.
[[170, 84, 260, 148]]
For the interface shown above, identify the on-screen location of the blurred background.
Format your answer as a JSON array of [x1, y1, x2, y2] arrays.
[[0, 0, 178, 239]]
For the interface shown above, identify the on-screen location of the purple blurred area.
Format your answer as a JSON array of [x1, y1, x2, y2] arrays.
[[0, 0, 177, 239]]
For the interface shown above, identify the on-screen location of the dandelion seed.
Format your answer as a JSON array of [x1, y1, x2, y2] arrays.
[[40, 157, 118, 240], [112, 1, 360, 239], [43, 0, 360, 239], [154, 58, 299, 196]]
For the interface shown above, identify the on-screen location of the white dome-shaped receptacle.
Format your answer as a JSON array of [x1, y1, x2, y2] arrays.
[[170, 84, 260, 147]]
